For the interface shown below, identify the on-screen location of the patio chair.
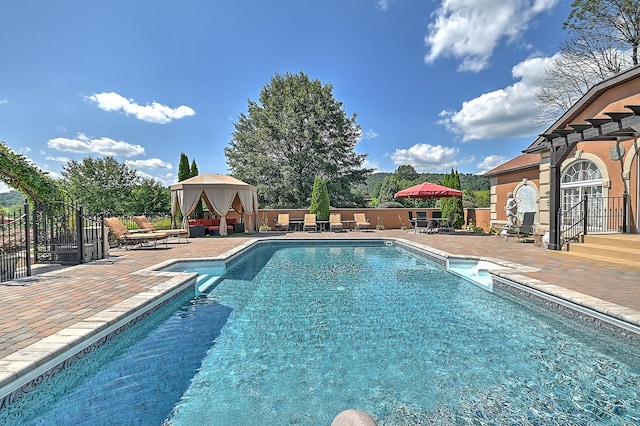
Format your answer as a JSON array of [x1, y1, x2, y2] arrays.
[[275, 214, 290, 232], [303, 214, 317, 232], [506, 212, 535, 242], [104, 217, 168, 249], [329, 213, 343, 232], [414, 211, 429, 233], [354, 213, 371, 231], [133, 215, 188, 243]]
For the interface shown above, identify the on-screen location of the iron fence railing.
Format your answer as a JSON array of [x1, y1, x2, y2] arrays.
[[559, 195, 627, 249], [0, 204, 30, 282], [0, 199, 110, 282]]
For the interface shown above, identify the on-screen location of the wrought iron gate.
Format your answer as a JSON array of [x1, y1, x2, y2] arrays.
[[32, 200, 105, 265], [0, 206, 30, 282]]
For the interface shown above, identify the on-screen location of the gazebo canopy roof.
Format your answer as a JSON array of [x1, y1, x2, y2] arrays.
[[169, 174, 257, 192]]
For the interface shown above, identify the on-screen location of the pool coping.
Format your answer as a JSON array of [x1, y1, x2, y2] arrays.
[[1, 236, 639, 409]]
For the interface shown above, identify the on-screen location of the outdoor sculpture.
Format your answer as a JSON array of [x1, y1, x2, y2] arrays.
[[505, 192, 517, 228]]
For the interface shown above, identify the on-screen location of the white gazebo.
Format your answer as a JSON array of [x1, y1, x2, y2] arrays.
[[170, 174, 258, 235]]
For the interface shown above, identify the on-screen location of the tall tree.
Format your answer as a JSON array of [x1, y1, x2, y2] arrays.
[[61, 156, 140, 214], [309, 176, 330, 220], [127, 177, 171, 213], [536, 0, 640, 121], [225, 72, 372, 209], [178, 153, 191, 182], [395, 165, 419, 182], [565, 0, 640, 65], [190, 158, 204, 219], [441, 169, 464, 228]]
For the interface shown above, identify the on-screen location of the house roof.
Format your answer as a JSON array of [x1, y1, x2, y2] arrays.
[[483, 153, 540, 177], [525, 64, 640, 153]]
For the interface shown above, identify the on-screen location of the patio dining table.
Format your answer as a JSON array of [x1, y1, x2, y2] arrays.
[[289, 218, 304, 232]]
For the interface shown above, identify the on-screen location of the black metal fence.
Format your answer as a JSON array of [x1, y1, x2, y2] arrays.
[[559, 195, 627, 248], [0, 200, 106, 283], [0, 207, 30, 281]]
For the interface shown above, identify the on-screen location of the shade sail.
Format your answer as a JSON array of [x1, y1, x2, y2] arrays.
[[394, 181, 462, 198]]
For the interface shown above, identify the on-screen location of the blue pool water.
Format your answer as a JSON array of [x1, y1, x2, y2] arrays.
[[4, 242, 640, 425]]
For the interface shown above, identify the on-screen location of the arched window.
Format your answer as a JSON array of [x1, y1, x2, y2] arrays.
[[561, 160, 603, 230]]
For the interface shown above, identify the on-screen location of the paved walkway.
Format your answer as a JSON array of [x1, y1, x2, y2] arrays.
[[1, 230, 639, 390]]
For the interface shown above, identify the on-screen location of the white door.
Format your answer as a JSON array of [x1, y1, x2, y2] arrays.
[[561, 160, 604, 232]]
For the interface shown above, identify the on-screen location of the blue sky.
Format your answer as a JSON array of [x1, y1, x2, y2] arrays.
[[0, 0, 569, 193]]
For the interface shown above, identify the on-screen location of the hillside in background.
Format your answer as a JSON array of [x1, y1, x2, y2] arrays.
[[0, 190, 27, 214], [362, 172, 490, 192]]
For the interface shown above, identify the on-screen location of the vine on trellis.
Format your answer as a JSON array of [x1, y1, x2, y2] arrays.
[[0, 140, 60, 201]]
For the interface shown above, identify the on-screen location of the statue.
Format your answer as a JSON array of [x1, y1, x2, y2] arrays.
[[505, 192, 517, 228]]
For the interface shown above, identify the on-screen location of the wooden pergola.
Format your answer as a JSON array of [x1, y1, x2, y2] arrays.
[[526, 107, 640, 249]]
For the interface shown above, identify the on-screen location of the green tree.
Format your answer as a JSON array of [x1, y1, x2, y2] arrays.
[[178, 153, 191, 182], [441, 169, 464, 228], [309, 176, 330, 220], [565, 0, 640, 65], [0, 140, 60, 201], [127, 178, 171, 214], [376, 175, 401, 206], [61, 156, 140, 214], [225, 71, 372, 209], [395, 165, 419, 182], [190, 158, 204, 219], [536, 0, 640, 121]]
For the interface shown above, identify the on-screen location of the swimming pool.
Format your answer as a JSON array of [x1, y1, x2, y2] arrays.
[[3, 240, 640, 424]]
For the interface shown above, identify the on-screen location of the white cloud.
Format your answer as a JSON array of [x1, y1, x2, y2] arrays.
[[87, 92, 195, 124], [477, 154, 508, 173], [0, 183, 9, 193], [439, 55, 554, 141], [0, 99, 8, 105], [125, 158, 173, 170], [151, 172, 177, 187], [47, 133, 145, 157], [362, 158, 381, 173], [135, 169, 166, 184], [390, 143, 462, 172], [376, 0, 391, 11], [424, 0, 559, 72], [363, 129, 379, 139], [45, 156, 71, 163]]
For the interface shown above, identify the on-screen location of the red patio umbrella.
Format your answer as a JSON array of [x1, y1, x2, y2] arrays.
[[394, 181, 462, 198]]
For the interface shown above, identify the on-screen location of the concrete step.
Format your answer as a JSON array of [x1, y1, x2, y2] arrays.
[[583, 234, 640, 250], [566, 234, 640, 270], [558, 250, 640, 271]]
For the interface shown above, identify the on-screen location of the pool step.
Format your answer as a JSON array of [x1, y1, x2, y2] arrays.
[[196, 274, 222, 294]]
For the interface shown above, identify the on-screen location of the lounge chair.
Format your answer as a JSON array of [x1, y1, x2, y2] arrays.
[[506, 212, 535, 242], [104, 217, 168, 249], [133, 215, 188, 242], [276, 214, 290, 232], [329, 213, 343, 232], [354, 213, 371, 231], [303, 214, 317, 232]]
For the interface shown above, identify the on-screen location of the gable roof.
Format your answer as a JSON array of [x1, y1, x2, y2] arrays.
[[525, 65, 640, 153], [483, 153, 540, 177]]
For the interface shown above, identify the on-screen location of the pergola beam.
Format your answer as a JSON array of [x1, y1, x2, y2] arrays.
[[540, 108, 640, 249]]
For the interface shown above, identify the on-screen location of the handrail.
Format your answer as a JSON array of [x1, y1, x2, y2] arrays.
[[559, 195, 627, 249]]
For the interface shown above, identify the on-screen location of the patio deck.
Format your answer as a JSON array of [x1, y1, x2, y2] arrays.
[[1, 229, 639, 396]]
